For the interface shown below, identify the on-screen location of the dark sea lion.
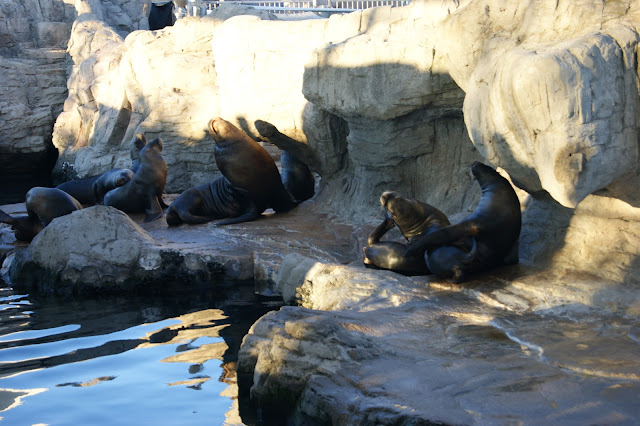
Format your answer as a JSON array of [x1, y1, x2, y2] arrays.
[[56, 168, 134, 205], [255, 120, 315, 203], [406, 161, 521, 282], [0, 187, 82, 242], [104, 137, 168, 222], [166, 176, 255, 226], [363, 216, 430, 275], [26, 187, 83, 225], [363, 191, 470, 277], [208, 118, 296, 224]]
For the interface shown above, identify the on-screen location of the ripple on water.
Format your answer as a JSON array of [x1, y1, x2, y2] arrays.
[[0, 281, 280, 425]]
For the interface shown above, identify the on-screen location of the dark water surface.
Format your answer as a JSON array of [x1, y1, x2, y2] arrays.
[[0, 279, 279, 425]]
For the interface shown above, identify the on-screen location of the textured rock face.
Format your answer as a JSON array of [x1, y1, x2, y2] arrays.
[[448, 0, 640, 208], [0, 0, 151, 178]]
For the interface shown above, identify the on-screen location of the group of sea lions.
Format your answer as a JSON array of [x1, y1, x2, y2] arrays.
[[0, 118, 314, 242], [1, 117, 519, 283], [363, 161, 521, 283]]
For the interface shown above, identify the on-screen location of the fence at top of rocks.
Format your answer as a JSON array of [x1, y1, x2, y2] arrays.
[[179, 0, 411, 17]]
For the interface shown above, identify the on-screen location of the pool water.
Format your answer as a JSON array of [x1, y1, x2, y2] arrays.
[[0, 280, 279, 425]]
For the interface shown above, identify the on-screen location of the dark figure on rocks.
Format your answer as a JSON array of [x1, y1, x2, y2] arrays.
[[363, 191, 470, 277], [0, 187, 82, 242], [165, 176, 254, 226], [207, 118, 296, 224], [255, 120, 315, 203], [104, 137, 168, 222], [149, 1, 175, 31], [56, 168, 134, 205], [406, 161, 521, 282]]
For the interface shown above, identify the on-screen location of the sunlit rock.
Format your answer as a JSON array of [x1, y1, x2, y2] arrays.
[[442, 0, 640, 207]]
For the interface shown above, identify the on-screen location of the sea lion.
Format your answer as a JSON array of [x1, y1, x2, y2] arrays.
[[207, 118, 296, 224], [0, 187, 82, 242], [56, 168, 134, 205], [363, 191, 470, 277], [104, 137, 168, 222], [406, 161, 521, 282], [166, 176, 254, 226], [255, 120, 315, 203]]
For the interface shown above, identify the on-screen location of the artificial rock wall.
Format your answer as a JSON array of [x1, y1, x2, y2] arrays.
[[4, 0, 640, 284]]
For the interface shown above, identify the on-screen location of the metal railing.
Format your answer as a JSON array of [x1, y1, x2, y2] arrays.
[[180, 0, 410, 16]]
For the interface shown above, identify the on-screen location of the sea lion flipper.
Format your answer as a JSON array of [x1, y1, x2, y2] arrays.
[[0, 209, 14, 225], [406, 222, 476, 256], [367, 218, 395, 246], [144, 196, 163, 222], [213, 206, 261, 226]]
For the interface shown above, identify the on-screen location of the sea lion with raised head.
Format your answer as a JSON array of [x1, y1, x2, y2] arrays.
[[104, 137, 168, 222], [166, 176, 255, 226], [363, 191, 471, 277], [406, 161, 521, 282], [0, 187, 82, 241], [56, 168, 134, 205], [207, 118, 296, 224], [255, 120, 315, 203]]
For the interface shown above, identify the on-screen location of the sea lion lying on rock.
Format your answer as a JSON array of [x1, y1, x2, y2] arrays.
[[406, 161, 521, 282], [0, 187, 82, 241], [165, 176, 253, 226], [56, 168, 134, 205], [363, 191, 471, 277], [104, 136, 168, 222], [207, 118, 296, 224]]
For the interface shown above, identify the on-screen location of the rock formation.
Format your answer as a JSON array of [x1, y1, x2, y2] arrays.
[[1, 0, 640, 424], [0, 0, 151, 179]]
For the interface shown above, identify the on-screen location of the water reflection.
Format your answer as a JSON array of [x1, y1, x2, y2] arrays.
[[0, 281, 280, 425]]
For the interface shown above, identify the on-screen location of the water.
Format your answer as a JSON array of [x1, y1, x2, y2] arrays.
[[0, 279, 280, 425]]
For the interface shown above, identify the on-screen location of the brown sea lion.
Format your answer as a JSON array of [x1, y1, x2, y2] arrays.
[[255, 120, 315, 203], [363, 191, 470, 277], [165, 176, 255, 226], [56, 168, 134, 205], [406, 161, 521, 282], [104, 137, 168, 222], [207, 118, 296, 224], [0, 187, 82, 242]]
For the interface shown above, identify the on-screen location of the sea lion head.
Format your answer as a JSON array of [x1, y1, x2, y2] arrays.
[[208, 117, 242, 143], [380, 191, 450, 239], [114, 169, 134, 186], [130, 133, 147, 160], [471, 161, 505, 189]]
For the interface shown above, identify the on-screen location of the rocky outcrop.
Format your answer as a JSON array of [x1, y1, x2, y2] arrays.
[[4, 202, 358, 295], [0, 0, 152, 179], [237, 254, 640, 424]]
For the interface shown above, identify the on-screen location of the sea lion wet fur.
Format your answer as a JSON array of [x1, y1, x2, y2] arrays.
[[104, 136, 168, 222], [207, 118, 296, 224], [406, 161, 521, 282]]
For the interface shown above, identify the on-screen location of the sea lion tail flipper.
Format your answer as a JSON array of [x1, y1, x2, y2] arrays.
[[144, 196, 163, 223], [0, 209, 15, 225], [213, 207, 261, 226]]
